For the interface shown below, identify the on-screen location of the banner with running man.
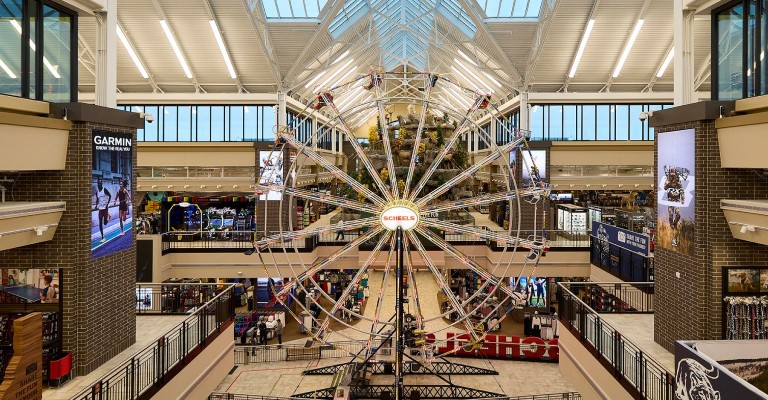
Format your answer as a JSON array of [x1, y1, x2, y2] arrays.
[[91, 130, 133, 258]]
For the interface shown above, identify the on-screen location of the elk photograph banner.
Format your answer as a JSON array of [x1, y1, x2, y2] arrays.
[[91, 130, 133, 258], [657, 128, 695, 255]]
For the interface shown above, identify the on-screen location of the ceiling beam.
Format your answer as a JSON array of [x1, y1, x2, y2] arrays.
[[525, 0, 560, 90], [243, 0, 282, 90], [455, 0, 523, 91], [283, 0, 348, 88], [116, 22, 163, 93], [202, 0, 247, 93], [602, 0, 651, 92], [642, 41, 674, 92], [77, 32, 96, 77], [151, 0, 205, 93], [694, 51, 711, 91], [562, 0, 601, 92]]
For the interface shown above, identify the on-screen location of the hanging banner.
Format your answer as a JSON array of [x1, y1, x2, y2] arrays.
[[657, 129, 695, 255], [592, 221, 650, 257], [258, 150, 284, 200], [91, 130, 133, 259]]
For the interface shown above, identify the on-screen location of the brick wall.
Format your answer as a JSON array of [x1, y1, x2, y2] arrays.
[[0, 121, 137, 376], [653, 121, 768, 351]]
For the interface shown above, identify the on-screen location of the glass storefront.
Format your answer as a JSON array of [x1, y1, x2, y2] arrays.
[[0, 0, 76, 102]]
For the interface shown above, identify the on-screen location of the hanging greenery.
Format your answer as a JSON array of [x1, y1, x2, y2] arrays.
[[436, 125, 445, 147]]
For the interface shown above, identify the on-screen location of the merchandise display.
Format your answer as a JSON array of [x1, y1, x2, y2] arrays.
[[163, 196, 255, 241], [724, 297, 768, 340], [557, 204, 587, 236]]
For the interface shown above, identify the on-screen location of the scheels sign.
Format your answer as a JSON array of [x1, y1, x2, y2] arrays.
[[422, 332, 559, 362], [380, 206, 419, 231]]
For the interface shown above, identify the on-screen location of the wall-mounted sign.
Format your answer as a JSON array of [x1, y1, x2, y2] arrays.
[[592, 221, 651, 257], [92, 129, 133, 259], [658, 128, 695, 255]]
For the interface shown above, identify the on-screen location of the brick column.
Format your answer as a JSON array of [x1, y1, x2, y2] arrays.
[[652, 105, 768, 351], [0, 119, 138, 376]]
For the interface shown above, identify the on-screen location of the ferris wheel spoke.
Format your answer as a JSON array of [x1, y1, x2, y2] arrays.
[[278, 132, 387, 207], [406, 231, 481, 343], [256, 184, 380, 214], [414, 139, 522, 207], [321, 95, 393, 201], [403, 74, 437, 199], [414, 227, 518, 300], [366, 234, 398, 354], [408, 97, 484, 201], [403, 235, 424, 329], [420, 219, 545, 250], [275, 226, 385, 298], [314, 231, 392, 339], [373, 78, 399, 198], [254, 217, 379, 247], [420, 188, 545, 214]]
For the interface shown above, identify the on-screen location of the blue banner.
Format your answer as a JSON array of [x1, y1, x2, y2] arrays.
[[591, 221, 650, 257]]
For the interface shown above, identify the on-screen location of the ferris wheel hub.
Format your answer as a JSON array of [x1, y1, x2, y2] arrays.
[[380, 200, 420, 231]]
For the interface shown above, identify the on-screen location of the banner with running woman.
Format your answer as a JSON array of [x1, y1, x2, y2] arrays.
[[91, 130, 133, 258]]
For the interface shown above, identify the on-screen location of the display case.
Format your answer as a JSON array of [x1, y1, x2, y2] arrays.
[[615, 209, 646, 233], [557, 204, 588, 236], [588, 206, 616, 228]]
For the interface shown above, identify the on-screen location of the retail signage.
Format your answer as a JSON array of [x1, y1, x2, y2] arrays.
[[521, 150, 546, 186], [380, 205, 419, 231], [592, 221, 650, 257], [258, 150, 284, 200], [0, 313, 43, 400], [675, 341, 767, 400], [423, 332, 559, 362], [91, 129, 133, 259], [658, 128, 695, 255]]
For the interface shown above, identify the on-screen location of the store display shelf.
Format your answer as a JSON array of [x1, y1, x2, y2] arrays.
[[0, 202, 65, 251], [721, 200, 768, 246]]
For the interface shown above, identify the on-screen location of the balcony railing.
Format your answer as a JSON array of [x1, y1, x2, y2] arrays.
[[208, 392, 583, 400], [564, 282, 654, 313], [134, 283, 224, 315], [158, 227, 590, 254], [69, 284, 236, 400], [556, 282, 673, 400]]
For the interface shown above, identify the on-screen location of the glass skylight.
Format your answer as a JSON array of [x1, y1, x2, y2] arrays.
[[262, 0, 328, 19], [329, 0, 477, 70], [481, 0, 542, 19]]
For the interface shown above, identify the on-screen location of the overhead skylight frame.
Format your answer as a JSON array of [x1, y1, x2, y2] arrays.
[[262, 0, 327, 20], [481, 0, 542, 20]]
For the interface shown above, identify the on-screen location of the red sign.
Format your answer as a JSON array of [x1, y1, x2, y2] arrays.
[[382, 216, 417, 221], [424, 333, 559, 362]]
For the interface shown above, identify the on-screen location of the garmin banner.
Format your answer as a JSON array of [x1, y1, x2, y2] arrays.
[[592, 221, 650, 257], [91, 130, 133, 259]]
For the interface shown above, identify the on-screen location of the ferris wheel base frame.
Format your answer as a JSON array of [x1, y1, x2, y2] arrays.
[[292, 384, 506, 399]]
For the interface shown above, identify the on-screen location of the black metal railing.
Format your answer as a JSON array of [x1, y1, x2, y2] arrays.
[[160, 231, 312, 254], [135, 283, 225, 314], [590, 235, 654, 282], [563, 282, 654, 313], [208, 392, 583, 400], [69, 284, 236, 400], [557, 283, 673, 400]]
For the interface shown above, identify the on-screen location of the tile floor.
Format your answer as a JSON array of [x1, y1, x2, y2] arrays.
[[598, 313, 675, 373], [220, 270, 578, 397]]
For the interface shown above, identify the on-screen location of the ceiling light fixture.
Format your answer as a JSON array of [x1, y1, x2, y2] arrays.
[[613, 19, 644, 78], [116, 26, 149, 79], [339, 91, 368, 112], [0, 58, 16, 79], [10, 20, 60, 79], [446, 87, 472, 108], [209, 20, 237, 79], [457, 49, 478, 66], [483, 71, 502, 88], [304, 71, 326, 89], [336, 87, 364, 109], [455, 59, 494, 93], [160, 20, 193, 79], [331, 65, 358, 89], [656, 47, 674, 78], [450, 66, 479, 91], [314, 58, 354, 91], [568, 19, 595, 78], [332, 50, 350, 65]]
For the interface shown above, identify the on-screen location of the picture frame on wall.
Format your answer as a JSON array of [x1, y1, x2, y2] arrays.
[[723, 267, 763, 295]]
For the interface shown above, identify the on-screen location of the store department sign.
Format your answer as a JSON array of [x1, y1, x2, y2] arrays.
[[380, 204, 419, 231], [592, 221, 650, 257]]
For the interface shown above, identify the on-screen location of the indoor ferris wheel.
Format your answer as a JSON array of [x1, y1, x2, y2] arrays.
[[249, 70, 550, 399]]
